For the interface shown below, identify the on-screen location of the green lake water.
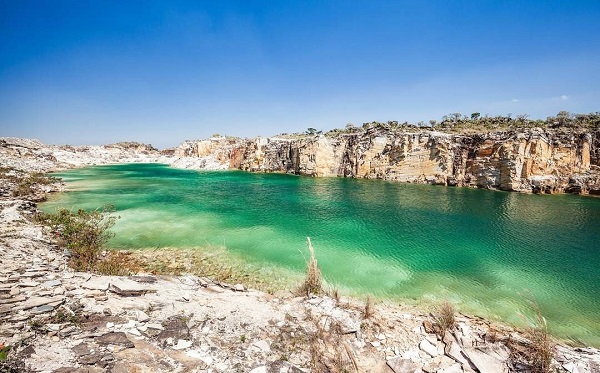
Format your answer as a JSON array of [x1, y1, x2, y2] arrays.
[[41, 163, 600, 346]]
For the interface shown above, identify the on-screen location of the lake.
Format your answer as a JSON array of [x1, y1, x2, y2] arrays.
[[41, 163, 600, 346]]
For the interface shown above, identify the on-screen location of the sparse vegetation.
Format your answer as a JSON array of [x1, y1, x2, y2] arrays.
[[95, 250, 141, 276], [510, 298, 555, 373], [0, 168, 60, 199], [297, 237, 323, 296], [319, 111, 600, 137], [363, 296, 374, 319], [307, 315, 357, 373], [433, 301, 456, 338], [36, 205, 118, 272]]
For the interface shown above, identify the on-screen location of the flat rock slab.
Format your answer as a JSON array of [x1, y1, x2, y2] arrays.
[[419, 338, 439, 357], [130, 276, 157, 283], [97, 332, 134, 348], [0, 295, 26, 304], [109, 278, 155, 296], [463, 347, 508, 373], [43, 279, 62, 288], [14, 295, 64, 311], [82, 278, 110, 291], [387, 357, 418, 373]]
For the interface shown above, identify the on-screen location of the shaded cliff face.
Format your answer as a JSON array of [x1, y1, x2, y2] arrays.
[[174, 129, 600, 194]]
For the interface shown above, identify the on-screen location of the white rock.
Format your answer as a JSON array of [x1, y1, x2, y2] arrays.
[[438, 363, 463, 373], [128, 328, 142, 336], [419, 339, 439, 357], [135, 310, 150, 322], [106, 322, 114, 329], [173, 339, 192, 350], [250, 367, 267, 373], [252, 340, 271, 353], [82, 278, 109, 291]]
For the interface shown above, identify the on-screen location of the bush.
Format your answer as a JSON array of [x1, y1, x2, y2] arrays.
[[37, 205, 118, 271]]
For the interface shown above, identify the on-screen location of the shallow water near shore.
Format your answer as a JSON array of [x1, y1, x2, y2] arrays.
[[42, 163, 600, 346]]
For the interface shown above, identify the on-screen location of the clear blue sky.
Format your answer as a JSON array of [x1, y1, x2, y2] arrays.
[[1, 1, 599, 148]]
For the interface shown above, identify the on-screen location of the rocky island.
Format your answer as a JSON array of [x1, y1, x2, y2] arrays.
[[1, 116, 600, 373]]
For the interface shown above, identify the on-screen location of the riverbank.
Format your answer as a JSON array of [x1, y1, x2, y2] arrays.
[[2, 137, 600, 372]]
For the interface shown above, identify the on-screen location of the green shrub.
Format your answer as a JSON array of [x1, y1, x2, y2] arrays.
[[37, 205, 117, 271]]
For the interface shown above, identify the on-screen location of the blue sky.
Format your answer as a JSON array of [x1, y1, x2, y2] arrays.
[[1, 1, 599, 148]]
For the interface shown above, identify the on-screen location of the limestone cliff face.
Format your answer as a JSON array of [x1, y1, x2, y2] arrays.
[[174, 129, 600, 194]]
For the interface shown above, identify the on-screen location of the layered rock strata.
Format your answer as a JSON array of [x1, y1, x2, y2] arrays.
[[173, 129, 600, 194]]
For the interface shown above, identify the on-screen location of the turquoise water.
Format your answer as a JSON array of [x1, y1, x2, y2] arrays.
[[41, 163, 600, 346]]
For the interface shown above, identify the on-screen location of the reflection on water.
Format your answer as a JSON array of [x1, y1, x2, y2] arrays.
[[42, 163, 600, 346]]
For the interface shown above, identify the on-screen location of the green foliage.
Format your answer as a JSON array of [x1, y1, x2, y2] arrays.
[[0, 344, 10, 361], [9, 172, 59, 197], [37, 205, 118, 271]]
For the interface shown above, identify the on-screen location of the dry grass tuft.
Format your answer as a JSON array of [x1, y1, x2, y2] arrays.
[[308, 317, 357, 373], [95, 251, 141, 276], [510, 297, 555, 373], [433, 301, 456, 338], [297, 237, 322, 296], [363, 296, 375, 319]]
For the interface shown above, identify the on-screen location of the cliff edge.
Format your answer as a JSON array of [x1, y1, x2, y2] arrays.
[[172, 127, 600, 195]]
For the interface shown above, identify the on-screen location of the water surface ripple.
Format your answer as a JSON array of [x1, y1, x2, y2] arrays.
[[42, 164, 600, 346]]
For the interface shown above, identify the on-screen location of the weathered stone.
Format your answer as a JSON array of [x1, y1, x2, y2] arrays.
[[109, 278, 154, 296], [156, 316, 190, 343], [97, 332, 134, 348], [419, 339, 439, 357], [266, 360, 305, 373], [82, 278, 109, 291], [423, 319, 436, 334], [0, 295, 26, 304], [72, 342, 92, 357], [31, 304, 54, 314], [14, 295, 64, 310], [438, 363, 464, 373], [445, 339, 475, 369], [135, 310, 150, 322], [387, 357, 417, 373], [252, 340, 271, 353], [130, 275, 157, 283], [43, 279, 62, 288], [18, 281, 40, 287], [463, 347, 507, 373], [127, 328, 142, 336], [172, 339, 192, 350]]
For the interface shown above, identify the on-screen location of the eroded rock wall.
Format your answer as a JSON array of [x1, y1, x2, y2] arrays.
[[175, 129, 600, 194]]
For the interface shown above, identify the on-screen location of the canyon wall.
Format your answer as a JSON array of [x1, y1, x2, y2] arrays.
[[173, 129, 600, 194]]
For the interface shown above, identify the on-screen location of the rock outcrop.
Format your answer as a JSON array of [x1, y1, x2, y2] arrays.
[[0, 137, 169, 173], [173, 129, 600, 194]]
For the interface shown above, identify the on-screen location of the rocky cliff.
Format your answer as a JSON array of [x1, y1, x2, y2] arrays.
[[173, 129, 600, 194], [0, 137, 168, 173]]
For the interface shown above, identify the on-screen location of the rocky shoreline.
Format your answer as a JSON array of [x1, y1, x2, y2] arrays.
[[1, 137, 600, 372]]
